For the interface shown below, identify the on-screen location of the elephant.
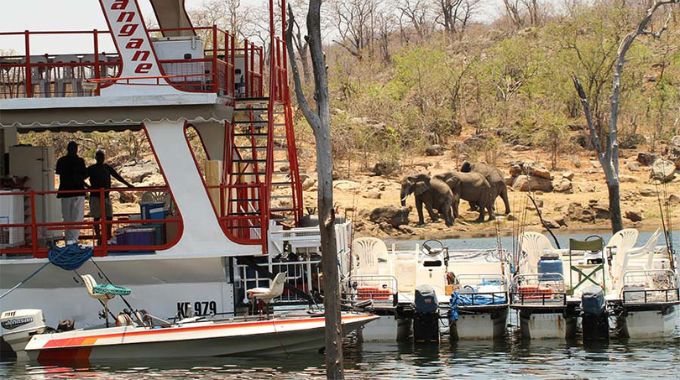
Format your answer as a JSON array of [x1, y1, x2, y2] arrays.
[[400, 174, 455, 226], [460, 161, 511, 215], [434, 171, 494, 222]]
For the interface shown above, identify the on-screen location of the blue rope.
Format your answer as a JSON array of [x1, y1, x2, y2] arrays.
[[48, 244, 93, 271]]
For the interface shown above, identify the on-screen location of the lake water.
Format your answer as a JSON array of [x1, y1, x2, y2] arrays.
[[2, 231, 680, 379]]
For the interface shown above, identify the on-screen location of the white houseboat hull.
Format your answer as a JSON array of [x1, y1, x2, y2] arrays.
[[451, 307, 508, 340], [518, 311, 577, 339], [617, 304, 679, 339]]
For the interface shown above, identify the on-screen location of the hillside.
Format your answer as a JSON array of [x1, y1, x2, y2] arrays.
[[289, 0, 680, 238]]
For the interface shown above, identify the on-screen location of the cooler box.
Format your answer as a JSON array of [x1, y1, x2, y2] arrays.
[[538, 258, 563, 281], [115, 224, 165, 248], [116, 227, 156, 246], [140, 202, 166, 221]]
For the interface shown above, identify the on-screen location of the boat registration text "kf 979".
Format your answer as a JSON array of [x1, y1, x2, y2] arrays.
[[177, 301, 218, 318]]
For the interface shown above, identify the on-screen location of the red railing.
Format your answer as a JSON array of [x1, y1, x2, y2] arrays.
[[0, 187, 182, 258], [209, 183, 268, 251], [0, 26, 245, 99], [236, 40, 264, 98]]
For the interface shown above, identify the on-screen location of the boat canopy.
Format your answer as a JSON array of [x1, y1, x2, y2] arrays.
[[149, 0, 196, 37]]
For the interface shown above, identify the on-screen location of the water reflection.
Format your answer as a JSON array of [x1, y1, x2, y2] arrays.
[[3, 338, 680, 379]]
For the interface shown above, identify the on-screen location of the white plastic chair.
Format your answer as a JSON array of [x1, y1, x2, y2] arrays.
[[246, 272, 286, 317], [627, 228, 661, 271], [606, 228, 639, 291], [352, 237, 389, 276], [519, 232, 558, 274]]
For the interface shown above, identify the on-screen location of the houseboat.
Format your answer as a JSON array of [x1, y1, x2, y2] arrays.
[[0, 0, 355, 356]]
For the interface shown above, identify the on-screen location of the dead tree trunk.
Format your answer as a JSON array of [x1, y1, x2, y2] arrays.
[[286, 3, 344, 379], [573, 0, 678, 233]]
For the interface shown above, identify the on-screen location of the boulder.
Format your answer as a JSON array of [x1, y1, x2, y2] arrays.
[[619, 175, 638, 183], [509, 161, 552, 179], [425, 144, 444, 156], [592, 205, 610, 220], [119, 160, 157, 183], [369, 206, 410, 228], [626, 162, 641, 172], [625, 210, 643, 222], [637, 152, 657, 166], [567, 202, 596, 223], [669, 194, 680, 205], [363, 190, 382, 200], [555, 216, 568, 227], [302, 177, 316, 191], [553, 178, 573, 193], [639, 188, 656, 197], [372, 160, 399, 176], [512, 175, 553, 192], [650, 159, 675, 183], [119, 192, 137, 204], [397, 225, 416, 235], [562, 171, 575, 181], [670, 135, 680, 156], [334, 180, 360, 190], [543, 219, 560, 229]]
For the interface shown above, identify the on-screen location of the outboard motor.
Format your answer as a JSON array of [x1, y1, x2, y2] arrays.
[[1, 309, 47, 357], [413, 285, 439, 343], [581, 286, 609, 340]]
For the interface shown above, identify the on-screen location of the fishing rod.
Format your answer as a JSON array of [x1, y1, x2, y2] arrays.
[[655, 181, 675, 270], [528, 193, 561, 250]]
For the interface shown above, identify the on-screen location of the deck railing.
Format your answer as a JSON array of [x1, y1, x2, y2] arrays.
[[0, 187, 181, 258], [0, 26, 265, 99]]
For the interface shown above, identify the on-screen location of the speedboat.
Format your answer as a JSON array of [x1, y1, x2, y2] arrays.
[[1, 308, 378, 364]]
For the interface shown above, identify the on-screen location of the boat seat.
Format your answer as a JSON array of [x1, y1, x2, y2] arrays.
[[246, 272, 286, 317], [82, 274, 127, 327], [81, 274, 115, 302]]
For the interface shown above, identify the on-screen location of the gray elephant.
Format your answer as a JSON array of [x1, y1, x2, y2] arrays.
[[434, 171, 494, 222], [400, 174, 454, 226], [460, 161, 511, 215]]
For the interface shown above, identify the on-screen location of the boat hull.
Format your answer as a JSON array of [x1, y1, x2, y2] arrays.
[[23, 314, 378, 364], [616, 303, 679, 339], [450, 306, 508, 340], [517, 309, 577, 339], [358, 314, 414, 342]]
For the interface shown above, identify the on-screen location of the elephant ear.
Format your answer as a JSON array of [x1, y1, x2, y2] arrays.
[[414, 181, 428, 196]]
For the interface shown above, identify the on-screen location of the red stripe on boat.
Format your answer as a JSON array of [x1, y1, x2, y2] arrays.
[[37, 347, 92, 366]]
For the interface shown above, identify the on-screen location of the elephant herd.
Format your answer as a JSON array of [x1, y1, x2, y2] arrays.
[[399, 162, 510, 226]]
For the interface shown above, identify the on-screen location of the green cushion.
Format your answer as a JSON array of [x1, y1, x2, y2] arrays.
[[93, 283, 132, 296]]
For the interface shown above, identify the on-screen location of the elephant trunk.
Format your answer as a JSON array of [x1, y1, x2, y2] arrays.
[[400, 187, 409, 207]]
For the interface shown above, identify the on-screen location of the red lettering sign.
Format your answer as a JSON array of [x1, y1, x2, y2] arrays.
[[117, 11, 135, 23], [134, 63, 153, 74], [111, 0, 129, 10], [119, 24, 139, 37], [132, 50, 150, 62], [126, 38, 143, 49]]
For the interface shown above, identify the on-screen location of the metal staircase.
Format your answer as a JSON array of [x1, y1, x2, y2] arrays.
[[224, 96, 302, 245]]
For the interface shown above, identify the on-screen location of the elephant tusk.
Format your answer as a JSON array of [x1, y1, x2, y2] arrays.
[[401, 197, 408, 203]]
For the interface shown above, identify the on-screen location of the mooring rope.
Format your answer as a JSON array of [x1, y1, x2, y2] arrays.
[[0, 244, 92, 300]]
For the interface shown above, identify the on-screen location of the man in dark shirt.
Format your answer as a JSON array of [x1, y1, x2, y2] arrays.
[[87, 150, 134, 244], [55, 141, 87, 244]]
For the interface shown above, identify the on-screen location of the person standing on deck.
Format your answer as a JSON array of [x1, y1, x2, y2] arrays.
[[56, 141, 87, 244], [87, 150, 134, 244]]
